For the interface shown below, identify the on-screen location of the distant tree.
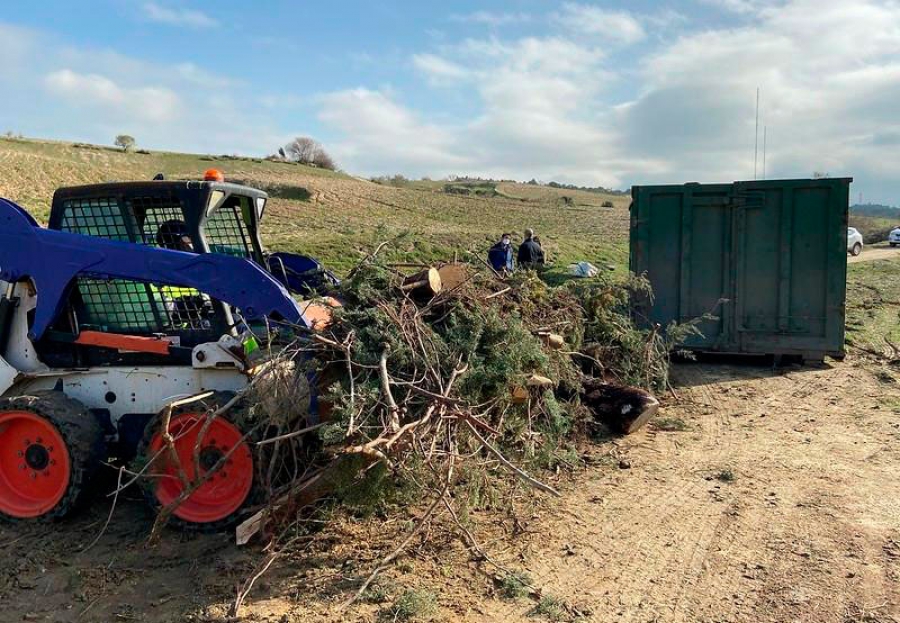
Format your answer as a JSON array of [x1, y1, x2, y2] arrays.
[[283, 136, 337, 170], [284, 137, 317, 163], [115, 135, 136, 151], [278, 147, 286, 159], [311, 149, 336, 171]]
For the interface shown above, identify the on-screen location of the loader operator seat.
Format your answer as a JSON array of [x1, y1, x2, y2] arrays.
[[153, 220, 211, 328], [155, 219, 194, 252]]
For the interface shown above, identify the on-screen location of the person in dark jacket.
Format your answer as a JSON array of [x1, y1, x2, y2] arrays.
[[488, 233, 514, 273], [517, 228, 544, 269]]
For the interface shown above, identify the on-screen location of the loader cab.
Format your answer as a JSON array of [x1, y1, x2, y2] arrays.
[[39, 178, 270, 367], [48, 177, 268, 264]]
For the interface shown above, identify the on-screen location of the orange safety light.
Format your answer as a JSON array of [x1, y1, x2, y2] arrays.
[[203, 168, 225, 182]]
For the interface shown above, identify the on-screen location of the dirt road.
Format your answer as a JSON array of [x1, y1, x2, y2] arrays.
[[475, 358, 900, 623], [850, 245, 899, 263], [1, 357, 898, 622]]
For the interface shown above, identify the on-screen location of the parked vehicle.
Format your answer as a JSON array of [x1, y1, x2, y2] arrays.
[[847, 227, 863, 256], [0, 171, 337, 526], [889, 227, 900, 247]]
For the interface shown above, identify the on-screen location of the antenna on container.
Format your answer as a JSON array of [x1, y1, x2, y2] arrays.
[[754, 87, 760, 180]]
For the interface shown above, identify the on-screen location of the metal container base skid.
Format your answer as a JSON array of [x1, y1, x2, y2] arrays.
[[629, 178, 851, 361]]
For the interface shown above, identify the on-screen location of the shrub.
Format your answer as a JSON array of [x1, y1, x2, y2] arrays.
[[379, 590, 438, 622]]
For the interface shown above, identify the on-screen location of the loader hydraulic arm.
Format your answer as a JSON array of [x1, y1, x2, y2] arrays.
[[0, 198, 310, 340]]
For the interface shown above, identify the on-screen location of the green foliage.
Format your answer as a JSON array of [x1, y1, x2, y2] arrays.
[[443, 181, 499, 197], [715, 469, 735, 483], [316, 257, 676, 518], [363, 582, 392, 604], [851, 203, 900, 219], [569, 272, 701, 391], [532, 594, 568, 621], [499, 571, 533, 599], [845, 257, 900, 353], [379, 589, 438, 622]]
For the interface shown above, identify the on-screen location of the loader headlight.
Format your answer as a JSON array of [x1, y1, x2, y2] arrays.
[[206, 190, 226, 217]]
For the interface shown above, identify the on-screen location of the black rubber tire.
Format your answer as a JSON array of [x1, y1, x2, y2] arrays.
[[851, 243, 862, 256], [0, 391, 105, 522], [135, 391, 260, 533]]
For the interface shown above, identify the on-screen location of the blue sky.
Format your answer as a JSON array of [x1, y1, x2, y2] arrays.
[[2, 1, 900, 203]]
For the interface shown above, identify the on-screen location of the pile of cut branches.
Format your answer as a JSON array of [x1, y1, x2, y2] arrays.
[[215, 251, 684, 610], [134, 248, 684, 615]]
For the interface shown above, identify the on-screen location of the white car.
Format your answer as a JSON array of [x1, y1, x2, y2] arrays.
[[847, 227, 863, 256], [889, 227, 900, 247]]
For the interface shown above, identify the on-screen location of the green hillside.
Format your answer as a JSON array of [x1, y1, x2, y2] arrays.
[[0, 137, 630, 275]]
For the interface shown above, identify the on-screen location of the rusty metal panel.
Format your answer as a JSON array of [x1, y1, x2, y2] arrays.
[[630, 178, 851, 361]]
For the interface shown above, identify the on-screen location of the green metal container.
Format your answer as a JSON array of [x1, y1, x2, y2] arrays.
[[630, 178, 851, 362]]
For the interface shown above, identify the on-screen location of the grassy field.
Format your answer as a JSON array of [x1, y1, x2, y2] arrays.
[[845, 255, 900, 355], [0, 137, 630, 275]]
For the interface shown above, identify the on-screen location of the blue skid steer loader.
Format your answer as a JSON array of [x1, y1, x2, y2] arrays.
[[0, 171, 335, 529]]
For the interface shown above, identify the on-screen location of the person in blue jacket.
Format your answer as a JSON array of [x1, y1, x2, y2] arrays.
[[488, 233, 514, 273]]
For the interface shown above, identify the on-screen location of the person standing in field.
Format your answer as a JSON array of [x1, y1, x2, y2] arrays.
[[533, 235, 547, 264], [517, 228, 545, 269], [488, 233, 515, 273]]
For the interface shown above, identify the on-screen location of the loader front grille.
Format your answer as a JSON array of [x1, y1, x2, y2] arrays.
[[75, 277, 217, 336], [204, 197, 255, 258]]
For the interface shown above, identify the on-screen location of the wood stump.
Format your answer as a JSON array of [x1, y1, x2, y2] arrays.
[[581, 378, 659, 435], [401, 268, 442, 298]]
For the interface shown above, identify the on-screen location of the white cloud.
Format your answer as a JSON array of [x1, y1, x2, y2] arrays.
[[173, 62, 239, 88], [450, 11, 531, 26], [317, 0, 900, 200], [319, 35, 620, 185], [142, 2, 218, 28], [554, 3, 646, 45], [695, 0, 770, 14], [45, 69, 180, 123], [412, 53, 469, 83], [0, 20, 290, 157], [318, 89, 466, 174], [617, 0, 900, 187]]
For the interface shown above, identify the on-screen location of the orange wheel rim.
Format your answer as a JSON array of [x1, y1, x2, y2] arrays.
[[148, 413, 253, 524], [0, 410, 71, 518]]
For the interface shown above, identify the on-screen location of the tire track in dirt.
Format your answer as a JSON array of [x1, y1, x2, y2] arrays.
[[481, 365, 757, 621], [478, 361, 900, 622]]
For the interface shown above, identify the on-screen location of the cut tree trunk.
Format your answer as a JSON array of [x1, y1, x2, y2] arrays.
[[401, 268, 442, 298], [581, 378, 659, 435], [437, 263, 469, 291], [510, 386, 529, 404], [541, 333, 565, 350], [236, 453, 377, 545]]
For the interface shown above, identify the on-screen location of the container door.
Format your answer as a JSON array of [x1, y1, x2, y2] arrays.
[[631, 185, 735, 350], [733, 180, 848, 356]]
